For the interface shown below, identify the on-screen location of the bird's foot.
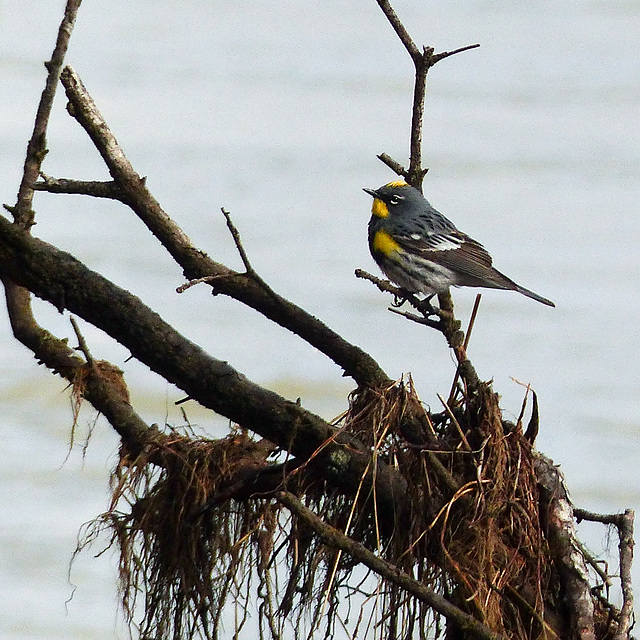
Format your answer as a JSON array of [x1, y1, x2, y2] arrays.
[[415, 294, 437, 318], [391, 291, 411, 308], [392, 290, 438, 318]]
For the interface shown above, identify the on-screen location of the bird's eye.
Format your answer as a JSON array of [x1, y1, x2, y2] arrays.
[[388, 195, 404, 206]]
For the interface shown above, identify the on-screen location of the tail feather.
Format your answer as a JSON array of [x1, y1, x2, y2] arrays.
[[513, 284, 555, 307], [484, 267, 555, 307]]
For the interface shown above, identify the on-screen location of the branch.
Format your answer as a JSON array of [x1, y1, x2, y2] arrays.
[[376, 152, 407, 178], [58, 65, 391, 390], [370, 2, 483, 398], [278, 491, 506, 640], [3, 272, 159, 455], [574, 508, 635, 640], [0, 0, 161, 468], [375, 0, 421, 62], [354, 268, 481, 396], [375, 1, 478, 189], [13, 0, 83, 228], [34, 174, 125, 200], [0, 214, 408, 521], [535, 454, 597, 640]]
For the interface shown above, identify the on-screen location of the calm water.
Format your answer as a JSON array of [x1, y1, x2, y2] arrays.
[[1, 1, 639, 637]]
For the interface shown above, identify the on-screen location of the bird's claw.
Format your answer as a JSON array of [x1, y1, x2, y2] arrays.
[[391, 293, 410, 308]]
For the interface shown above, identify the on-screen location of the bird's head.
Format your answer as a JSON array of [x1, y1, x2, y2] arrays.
[[363, 180, 422, 219]]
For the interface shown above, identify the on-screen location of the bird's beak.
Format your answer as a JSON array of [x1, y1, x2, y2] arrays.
[[363, 187, 379, 198]]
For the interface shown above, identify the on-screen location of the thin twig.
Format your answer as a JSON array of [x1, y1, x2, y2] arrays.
[[431, 44, 481, 65], [176, 275, 223, 294], [437, 394, 473, 454], [70, 316, 93, 365], [354, 269, 440, 320], [447, 294, 481, 404], [388, 307, 441, 330], [374, 0, 421, 62], [574, 539, 612, 589], [14, 0, 83, 228], [220, 208, 277, 296], [376, 153, 408, 179], [221, 208, 255, 275], [34, 174, 125, 200]]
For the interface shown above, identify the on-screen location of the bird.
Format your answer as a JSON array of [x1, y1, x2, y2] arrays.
[[364, 180, 555, 307]]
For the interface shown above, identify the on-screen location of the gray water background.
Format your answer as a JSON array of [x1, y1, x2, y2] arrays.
[[1, 1, 639, 637]]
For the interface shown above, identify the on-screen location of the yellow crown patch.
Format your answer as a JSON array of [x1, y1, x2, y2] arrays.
[[384, 180, 408, 189]]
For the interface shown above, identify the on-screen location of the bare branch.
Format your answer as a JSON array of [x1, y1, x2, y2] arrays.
[[388, 306, 441, 330], [574, 508, 635, 639], [70, 316, 93, 365], [431, 43, 481, 64], [14, 0, 83, 228], [376, 153, 408, 179], [0, 213, 408, 520], [354, 268, 437, 317], [447, 294, 481, 404], [59, 65, 392, 390], [34, 174, 125, 200], [374, 0, 421, 63], [374, 2, 479, 189], [220, 207, 277, 295]]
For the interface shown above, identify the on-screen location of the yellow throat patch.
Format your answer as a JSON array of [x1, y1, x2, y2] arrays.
[[371, 198, 389, 218], [372, 229, 401, 256]]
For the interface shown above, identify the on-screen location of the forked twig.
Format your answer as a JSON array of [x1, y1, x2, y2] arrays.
[[375, 0, 479, 188]]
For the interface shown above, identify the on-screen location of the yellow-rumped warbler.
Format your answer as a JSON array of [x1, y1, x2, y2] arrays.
[[364, 180, 555, 307]]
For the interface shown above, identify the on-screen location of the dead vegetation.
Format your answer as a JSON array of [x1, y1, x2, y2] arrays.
[[73, 372, 606, 640]]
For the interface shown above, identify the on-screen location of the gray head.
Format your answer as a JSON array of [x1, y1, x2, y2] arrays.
[[362, 181, 427, 221], [363, 180, 456, 235]]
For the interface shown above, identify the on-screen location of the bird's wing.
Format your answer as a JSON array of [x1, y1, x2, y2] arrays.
[[395, 230, 501, 281]]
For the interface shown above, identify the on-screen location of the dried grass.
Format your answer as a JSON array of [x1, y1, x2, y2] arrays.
[[76, 376, 559, 639]]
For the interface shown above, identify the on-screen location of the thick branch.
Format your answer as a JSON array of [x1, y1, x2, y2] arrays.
[[0, 215, 407, 520], [58, 66, 391, 390], [575, 508, 635, 640], [2, 277, 158, 454], [535, 454, 596, 640]]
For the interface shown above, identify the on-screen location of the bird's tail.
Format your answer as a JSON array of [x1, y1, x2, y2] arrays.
[[514, 284, 555, 307], [486, 267, 555, 307]]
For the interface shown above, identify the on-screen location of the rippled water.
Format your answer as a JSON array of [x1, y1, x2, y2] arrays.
[[1, 1, 639, 636]]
